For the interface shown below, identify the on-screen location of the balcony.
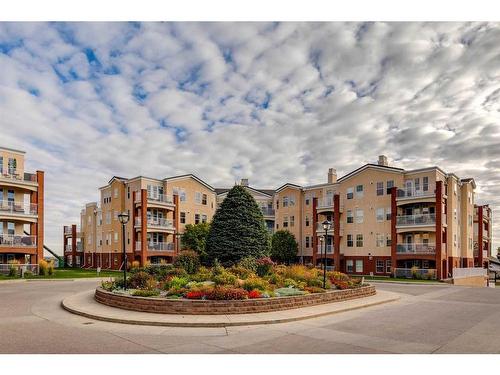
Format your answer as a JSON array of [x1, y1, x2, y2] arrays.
[[261, 207, 275, 216], [396, 213, 436, 227], [317, 197, 334, 209], [396, 243, 436, 255], [0, 201, 37, 217], [135, 193, 174, 207], [316, 244, 333, 254], [135, 217, 175, 231], [0, 169, 37, 184], [64, 243, 83, 252], [135, 241, 175, 252], [315, 222, 343, 236], [0, 234, 37, 247], [394, 268, 436, 279]]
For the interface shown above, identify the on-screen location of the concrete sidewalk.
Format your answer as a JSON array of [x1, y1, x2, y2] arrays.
[[62, 289, 401, 327]]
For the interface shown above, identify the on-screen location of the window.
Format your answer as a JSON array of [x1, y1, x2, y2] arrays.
[[376, 208, 384, 222], [468, 214, 472, 227], [347, 187, 353, 200], [346, 260, 354, 273], [7, 222, 15, 235], [276, 200, 279, 209], [114, 210, 118, 221], [386, 207, 392, 221], [283, 197, 288, 207], [376, 182, 384, 196], [305, 216, 310, 227], [376, 260, 384, 273], [414, 178, 420, 192], [305, 195, 310, 205], [305, 237, 310, 248], [386, 260, 392, 273], [356, 234, 363, 247], [290, 216, 295, 227], [114, 255, 118, 266], [355, 209, 364, 224], [454, 208, 457, 220], [88, 215, 91, 224], [355, 185, 364, 198], [180, 212, 186, 224], [289, 196, 296, 206], [87, 235, 92, 245], [202, 194, 207, 205], [283, 216, 288, 228], [105, 212, 111, 225], [127, 187, 130, 199], [201, 214, 207, 223], [8, 157, 16, 174], [195, 192, 202, 204], [376, 233, 385, 247], [114, 188, 118, 198], [386, 180, 394, 195], [195, 214, 200, 224], [355, 260, 363, 273], [7, 190, 14, 202], [453, 183, 457, 195], [174, 187, 187, 202], [386, 234, 392, 247], [422, 260, 429, 269], [347, 234, 353, 247], [347, 210, 353, 223], [423, 177, 429, 191], [114, 233, 118, 243]]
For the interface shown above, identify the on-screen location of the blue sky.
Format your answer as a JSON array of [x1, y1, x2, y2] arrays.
[[0, 22, 499, 254]]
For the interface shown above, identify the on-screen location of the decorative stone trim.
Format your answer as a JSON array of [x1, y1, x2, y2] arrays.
[[95, 285, 376, 315]]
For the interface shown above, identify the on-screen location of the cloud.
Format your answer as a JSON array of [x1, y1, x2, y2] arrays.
[[0, 21, 499, 254]]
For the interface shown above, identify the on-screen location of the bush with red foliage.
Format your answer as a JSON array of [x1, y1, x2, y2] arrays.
[[206, 286, 248, 300], [248, 289, 262, 299], [332, 279, 349, 290], [185, 290, 207, 299]]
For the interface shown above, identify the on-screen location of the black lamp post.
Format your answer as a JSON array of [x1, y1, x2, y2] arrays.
[[118, 212, 130, 290], [322, 220, 332, 289]]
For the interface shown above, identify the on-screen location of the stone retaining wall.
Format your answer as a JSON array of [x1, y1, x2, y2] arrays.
[[95, 285, 376, 315]]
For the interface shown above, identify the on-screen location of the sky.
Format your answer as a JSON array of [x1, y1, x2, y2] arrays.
[[0, 22, 499, 255]]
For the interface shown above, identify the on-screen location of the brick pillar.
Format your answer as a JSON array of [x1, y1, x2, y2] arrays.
[[312, 197, 318, 266], [390, 187, 397, 277], [140, 189, 148, 265], [333, 194, 341, 272], [436, 181, 443, 280], [35, 171, 44, 264], [63, 226, 67, 266], [132, 191, 137, 265], [71, 224, 77, 268], [478, 206, 484, 267], [173, 194, 180, 255]]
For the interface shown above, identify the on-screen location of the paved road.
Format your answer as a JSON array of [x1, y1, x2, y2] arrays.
[[1, 280, 499, 353]]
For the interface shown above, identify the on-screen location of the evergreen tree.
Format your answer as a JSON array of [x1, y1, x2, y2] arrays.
[[181, 222, 211, 263], [206, 185, 270, 265], [270, 230, 298, 264]]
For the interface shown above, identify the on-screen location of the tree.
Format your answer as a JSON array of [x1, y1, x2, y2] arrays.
[[270, 230, 298, 264], [205, 185, 270, 266], [181, 222, 210, 262]]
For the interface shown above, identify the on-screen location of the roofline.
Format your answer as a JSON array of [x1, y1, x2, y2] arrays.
[[127, 175, 163, 184], [216, 186, 273, 197], [404, 166, 447, 176], [164, 174, 215, 192], [275, 183, 302, 193], [337, 164, 404, 183], [0, 146, 26, 155], [302, 182, 338, 191]]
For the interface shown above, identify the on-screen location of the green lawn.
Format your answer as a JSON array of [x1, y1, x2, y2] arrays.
[[0, 268, 121, 280], [363, 276, 441, 283]]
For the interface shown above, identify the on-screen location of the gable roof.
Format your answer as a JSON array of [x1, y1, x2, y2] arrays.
[[216, 185, 275, 198], [337, 163, 404, 183], [164, 174, 215, 192], [275, 183, 302, 193]]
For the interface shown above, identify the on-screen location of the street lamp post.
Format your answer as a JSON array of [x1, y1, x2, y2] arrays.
[[118, 212, 130, 290], [322, 220, 332, 289]]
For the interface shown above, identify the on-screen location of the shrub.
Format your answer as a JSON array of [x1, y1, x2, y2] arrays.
[[238, 257, 258, 272], [327, 271, 350, 282], [128, 271, 156, 290], [410, 266, 421, 279], [166, 287, 187, 297], [185, 290, 207, 299], [274, 287, 306, 297], [189, 266, 212, 282], [181, 222, 210, 263], [23, 271, 33, 278], [47, 261, 55, 275], [131, 260, 140, 270], [303, 286, 326, 294], [228, 265, 255, 279], [205, 185, 270, 266], [212, 269, 237, 286], [167, 276, 190, 290], [270, 230, 298, 264], [173, 250, 200, 274], [164, 267, 188, 279], [206, 286, 248, 300], [256, 257, 275, 277], [332, 279, 349, 290], [114, 278, 126, 289], [248, 289, 262, 299], [38, 259, 48, 276], [242, 276, 270, 291], [101, 280, 116, 291], [131, 289, 160, 297]]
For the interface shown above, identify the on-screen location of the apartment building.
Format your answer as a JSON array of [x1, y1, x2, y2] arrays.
[[474, 204, 492, 268], [0, 146, 44, 267], [64, 174, 216, 269]]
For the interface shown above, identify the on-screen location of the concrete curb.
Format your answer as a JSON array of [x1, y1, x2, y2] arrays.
[[62, 289, 401, 328], [368, 280, 445, 286]]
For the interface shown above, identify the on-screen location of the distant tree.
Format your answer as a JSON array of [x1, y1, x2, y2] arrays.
[[205, 185, 270, 266], [181, 222, 210, 262], [270, 230, 298, 264]]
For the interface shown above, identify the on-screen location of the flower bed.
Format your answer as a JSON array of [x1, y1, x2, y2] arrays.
[[96, 255, 374, 314]]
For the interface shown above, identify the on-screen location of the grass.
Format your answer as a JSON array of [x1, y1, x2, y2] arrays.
[[0, 268, 120, 280], [364, 276, 440, 283]]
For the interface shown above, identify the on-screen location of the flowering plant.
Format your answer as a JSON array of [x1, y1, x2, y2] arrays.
[[248, 289, 262, 299]]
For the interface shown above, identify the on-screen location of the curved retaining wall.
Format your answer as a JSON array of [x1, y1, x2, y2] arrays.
[[95, 285, 376, 315]]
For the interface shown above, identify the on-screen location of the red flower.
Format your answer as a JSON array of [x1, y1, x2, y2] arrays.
[[248, 290, 262, 299]]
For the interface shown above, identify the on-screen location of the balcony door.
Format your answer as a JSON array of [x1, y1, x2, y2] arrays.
[[405, 180, 413, 196], [405, 234, 413, 244]]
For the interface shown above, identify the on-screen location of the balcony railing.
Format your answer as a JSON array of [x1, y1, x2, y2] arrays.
[[261, 207, 275, 216], [0, 169, 37, 183], [396, 243, 436, 255], [396, 213, 436, 226], [135, 241, 175, 251], [64, 227, 72, 235], [317, 197, 334, 209], [317, 244, 333, 254], [65, 243, 83, 252], [0, 201, 38, 216], [148, 218, 174, 230], [0, 264, 39, 276], [0, 234, 37, 247], [394, 268, 437, 279], [135, 193, 174, 205], [397, 185, 436, 199]]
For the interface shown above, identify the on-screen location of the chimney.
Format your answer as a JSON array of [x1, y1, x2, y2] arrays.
[[327, 168, 337, 184], [378, 155, 388, 167], [240, 178, 249, 187]]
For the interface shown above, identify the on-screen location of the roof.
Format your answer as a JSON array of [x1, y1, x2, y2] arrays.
[[216, 186, 275, 197], [0, 146, 26, 154], [275, 183, 302, 193], [337, 163, 404, 183], [164, 174, 215, 192], [461, 178, 477, 189]]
